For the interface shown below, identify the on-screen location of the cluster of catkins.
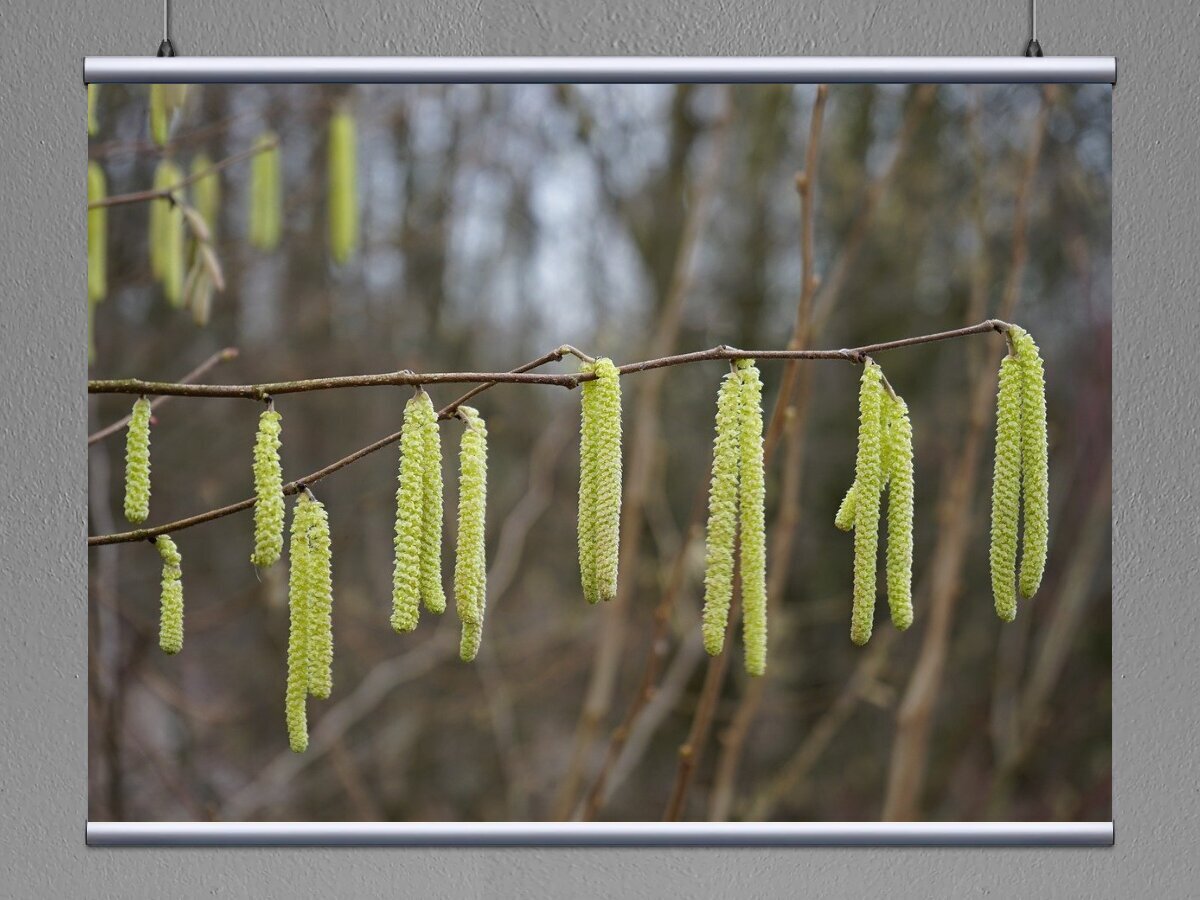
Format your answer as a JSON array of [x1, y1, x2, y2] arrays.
[[699, 360, 769, 675], [989, 325, 1049, 620], [835, 361, 915, 646]]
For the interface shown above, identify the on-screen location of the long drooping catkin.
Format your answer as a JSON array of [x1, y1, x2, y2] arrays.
[[88, 162, 107, 304], [850, 362, 885, 646], [303, 496, 334, 700], [150, 161, 185, 306], [990, 347, 1024, 622], [884, 393, 915, 630], [124, 397, 152, 523], [701, 369, 744, 656], [577, 358, 623, 604], [736, 360, 768, 676], [418, 394, 446, 615], [391, 393, 429, 633], [454, 407, 489, 662], [155, 535, 184, 655], [1014, 327, 1049, 599], [327, 106, 358, 265], [250, 408, 285, 568], [285, 495, 316, 753], [248, 133, 281, 252]]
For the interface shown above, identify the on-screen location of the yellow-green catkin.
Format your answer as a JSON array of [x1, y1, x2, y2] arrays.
[[577, 358, 623, 604], [189, 153, 220, 244], [736, 361, 768, 677], [155, 535, 184, 655], [150, 160, 185, 306], [327, 106, 358, 265], [990, 347, 1024, 622], [149, 84, 187, 147], [850, 362, 885, 646], [124, 397, 152, 524], [884, 393, 915, 631], [834, 482, 858, 532], [302, 496, 334, 701], [454, 408, 488, 662], [87, 84, 99, 136], [701, 369, 744, 656], [1014, 327, 1049, 599], [418, 393, 446, 615], [248, 133, 282, 251], [285, 495, 316, 753], [250, 408, 285, 568], [391, 393, 430, 633], [87, 162, 107, 305]]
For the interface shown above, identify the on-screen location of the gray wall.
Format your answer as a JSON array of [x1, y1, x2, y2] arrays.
[[2, 0, 1193, 895]]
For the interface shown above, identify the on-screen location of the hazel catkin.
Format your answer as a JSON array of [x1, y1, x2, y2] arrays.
[[884, 393, 915, 631], [391, 392, 430, 633], [990, 347, 1024, 622], [87, 84, 99, 136], [850, 362, 885, 646], [327, 105, 359, 265], [701, 368, 744, 656], [577, 358, 623, 604], [302, 496, 334, 701], [1014, 327, 1049, 599], [248, 133, 282, 252], [454, 407, 488, 662], [124, 397, 152, 524], [736, 360, 768, 677], [155, 535, 183, 655], [285, 495, 315, 753], [189, 153, 220, 243], [250, 407, 285, 568], [150, 161, 185, 307], [418, 393, 446, 615], [148, 84, 186, 147], [87, 162, 107, 305]]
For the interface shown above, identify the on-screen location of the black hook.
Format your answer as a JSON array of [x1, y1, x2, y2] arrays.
[[1025, 39, 1044, 58], [157, 39, 176, 57]]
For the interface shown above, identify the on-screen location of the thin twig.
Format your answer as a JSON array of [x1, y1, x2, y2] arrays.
[[88, 348, 238, 445], [87, 138, 279, 210], [87, 321, 1011, 547], [87, 321, 1009, 400]]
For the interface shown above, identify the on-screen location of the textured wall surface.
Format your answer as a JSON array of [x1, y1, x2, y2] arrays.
[[1, 0, 1195, 895]]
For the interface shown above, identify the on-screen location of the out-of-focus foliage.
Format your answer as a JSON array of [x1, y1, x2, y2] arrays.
[[87, 84, 1111, 824]]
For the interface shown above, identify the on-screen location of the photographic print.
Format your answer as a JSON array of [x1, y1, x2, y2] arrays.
[[86, 80, 1111, 830]]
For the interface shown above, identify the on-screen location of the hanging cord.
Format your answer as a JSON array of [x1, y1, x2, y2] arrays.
[[1025, 0, 1043, 56], [157, 0, 176, 56]]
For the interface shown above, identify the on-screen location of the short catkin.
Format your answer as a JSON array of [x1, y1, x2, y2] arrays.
[[327, 106, 359, 265], [990, 346, 1025, 622], [391, 393, 430, 633], [87, 162, 107, 304], [701, 368, 744, 656], [189, 153, 221, 243], [285, 495, 316, 753], [248, 133, 282, 251], [124, 397, 152, 524], [850, 362, 885, 646], [303, 496, 334, 701], [577, 358, 623, 604], [150, 161, 185, 306], [454, 407, 488, 662], [834, 482, 858, 532], [418, 393, 447, 615], [87, 84, 99, 136], [736, 360, 768, 677], [155, 535, 184, 655], [884, 393, 915, 631], [250, 408, 285, 568], [1014, 327, 1049, 599]]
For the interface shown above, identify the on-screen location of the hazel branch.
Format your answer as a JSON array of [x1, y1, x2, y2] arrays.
[[86, 320, 1011, 547]]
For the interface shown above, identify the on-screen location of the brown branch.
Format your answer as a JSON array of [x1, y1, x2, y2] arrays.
[[88, 347, 238, 445], [87, 322, 1009, 400], [87, 138, 279, 210], [86, 321, 1012, 547]]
